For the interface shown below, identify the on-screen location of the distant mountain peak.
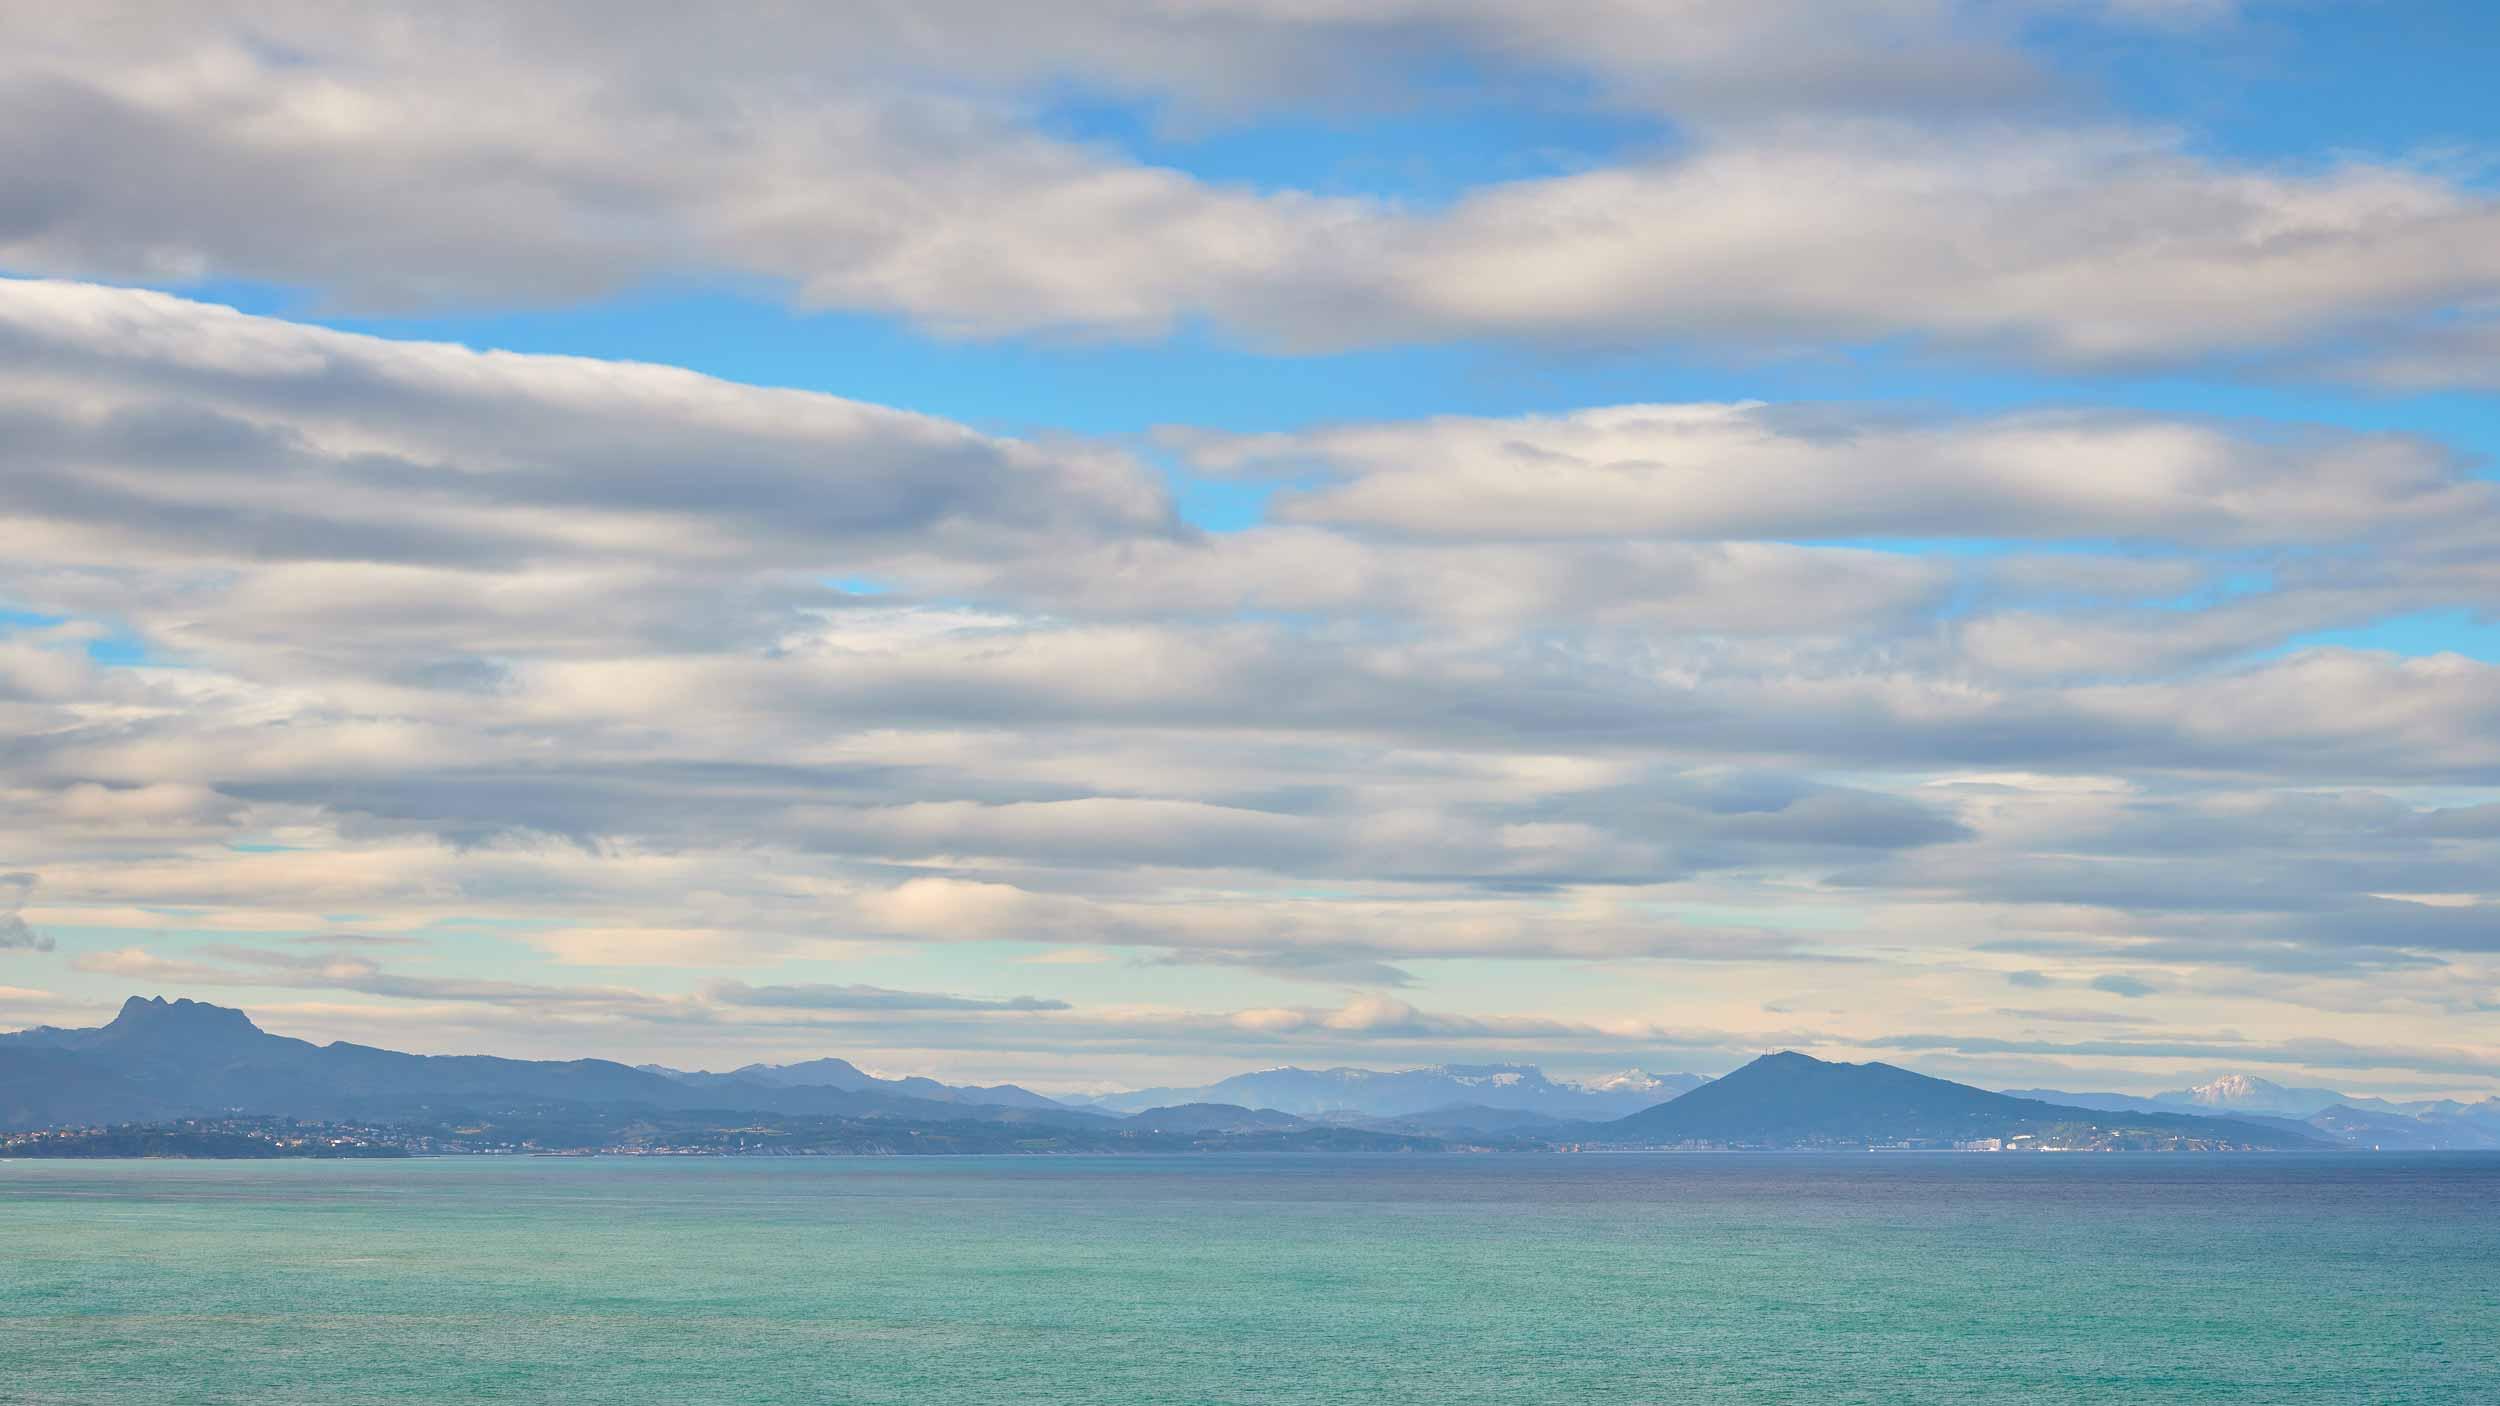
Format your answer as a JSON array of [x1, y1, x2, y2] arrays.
[[107, 995, 264, 1039], [1609, 1050, 2323, 1148], [2183, 1074, 2280, 1103], [2157, 1072, 2353, 1118], [1590, 1070, 1670, 1095], [1449, 1068, 1534, 1087], [729, 1056, 874, 1089], [1083, 1059, 1705, 1119]]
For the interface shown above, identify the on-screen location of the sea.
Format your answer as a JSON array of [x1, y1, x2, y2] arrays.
[[3, 1152, 2494, 1404]]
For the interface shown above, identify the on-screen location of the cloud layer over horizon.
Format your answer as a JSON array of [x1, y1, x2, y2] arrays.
[[1, 2, 2495, 1097]]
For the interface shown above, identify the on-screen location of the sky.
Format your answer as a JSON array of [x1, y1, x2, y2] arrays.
[[2, 1, 2498, 1098]]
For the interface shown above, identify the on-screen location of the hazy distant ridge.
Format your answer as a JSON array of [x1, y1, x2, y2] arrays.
[[0, 997, 1103, 1131], [2003, 1073, 2500, 1150], [2, 997, 2458, 1153], [1075, 1063, 1709, 1120], [1607, 1052, 2325, 1149]]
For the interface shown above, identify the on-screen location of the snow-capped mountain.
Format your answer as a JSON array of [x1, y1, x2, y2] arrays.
[[2010, 1073, 2369, 1121], [1076, 1063, 1709, 1120], [2168, 1074, 2352, 1119], [1587, 1070, 1684, 1095], [2002, 1073, 2500, 1149]]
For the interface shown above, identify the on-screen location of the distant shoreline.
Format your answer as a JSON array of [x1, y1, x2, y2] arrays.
[[8, 1144, 2439, 1164]]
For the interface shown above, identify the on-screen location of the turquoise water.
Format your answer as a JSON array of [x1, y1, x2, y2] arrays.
[[3, 1154, 2494, 1403]]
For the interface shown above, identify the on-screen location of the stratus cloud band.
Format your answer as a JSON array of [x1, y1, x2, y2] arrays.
[[5, 5, 2499, 379], [1, 278, 2496, 1089]]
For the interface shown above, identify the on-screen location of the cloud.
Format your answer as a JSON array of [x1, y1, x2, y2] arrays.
[[3, 12, 2498, 373], [36, 952, 1757, 1069], [2292, 309, 2500, 392], [1870, 1031, 2500, 1081], [0, 279, 1174, 580], [1286, 125, 2500, 367], [1995, 1007, 2156, 1026], [1144, 947, 1421, 988], [707, 980, 1069, 1013], [71, 944, 660, 1008], [3, 283, 2497, 1092], [848, 874, 1837, 966], [1188, 403, 2493, 547], [0, 0, 2485, 1102], [1226, 993, 1603, 1038], [0, 872, 55, 952], [70, 947, 238, 984]]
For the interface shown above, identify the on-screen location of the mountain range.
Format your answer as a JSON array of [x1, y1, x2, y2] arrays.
[[1070, 1063, 1710, 1121], [1616, 1052, 2316, 1149], [2003, 1073, 2500, 1150], [638, 1056, 1065, 1111], [0, 997, 1103, 1131], [0, 996, 2464, 1154]]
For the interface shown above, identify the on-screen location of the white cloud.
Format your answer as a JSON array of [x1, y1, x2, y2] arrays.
[[2, 10, 2495, 371], [1189, 402, 2493, 546], [0, 873, 53, 952], [3, 283, 2498, 1090]]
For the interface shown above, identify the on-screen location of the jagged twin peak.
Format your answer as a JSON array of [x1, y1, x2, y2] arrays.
[[105, 995, 268, 1043]]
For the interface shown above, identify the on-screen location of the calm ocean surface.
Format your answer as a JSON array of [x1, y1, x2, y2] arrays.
[[3, 1153, 2494, 1404]]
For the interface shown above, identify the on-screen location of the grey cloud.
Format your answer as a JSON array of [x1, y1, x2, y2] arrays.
[[2282, 901, 2500, 956], [3, 284, 2498, 1083], [975, 530, 1954, 634], [353, 973, 647, 1005], [200, 745, 1968, 896], [0, 281, 1177, 578], [3, 11, 2498, 372], [1143, 948, 1420, 988], [77, 944, 659, 1009], [1195, 405, 2493, 549], [1700, 788, 1973, 852], [777, 637, 2500, 782], [845, 873, 1842, 968], [1298, 131, 2500, 367], [1852, 795, 2500, 968], [2089, 973, 2157, 998], [3, 2, 2191, 146], [35, 951, 1761, 1071], [224, 762, 934, 851], [1995, 1007, 2156, 1026], [2416, 803, 2500, 839], [1985, 554, 2208, 602], [512, 0, 2064, 124], [707, 980, 1071, 1014], [1977, 935, 2450, 976], [1870, 1031, 2500, 1081], [0, 872, 52, 952], [74, 947, 1070, 1022], [2295, 312, 2500, 393]]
